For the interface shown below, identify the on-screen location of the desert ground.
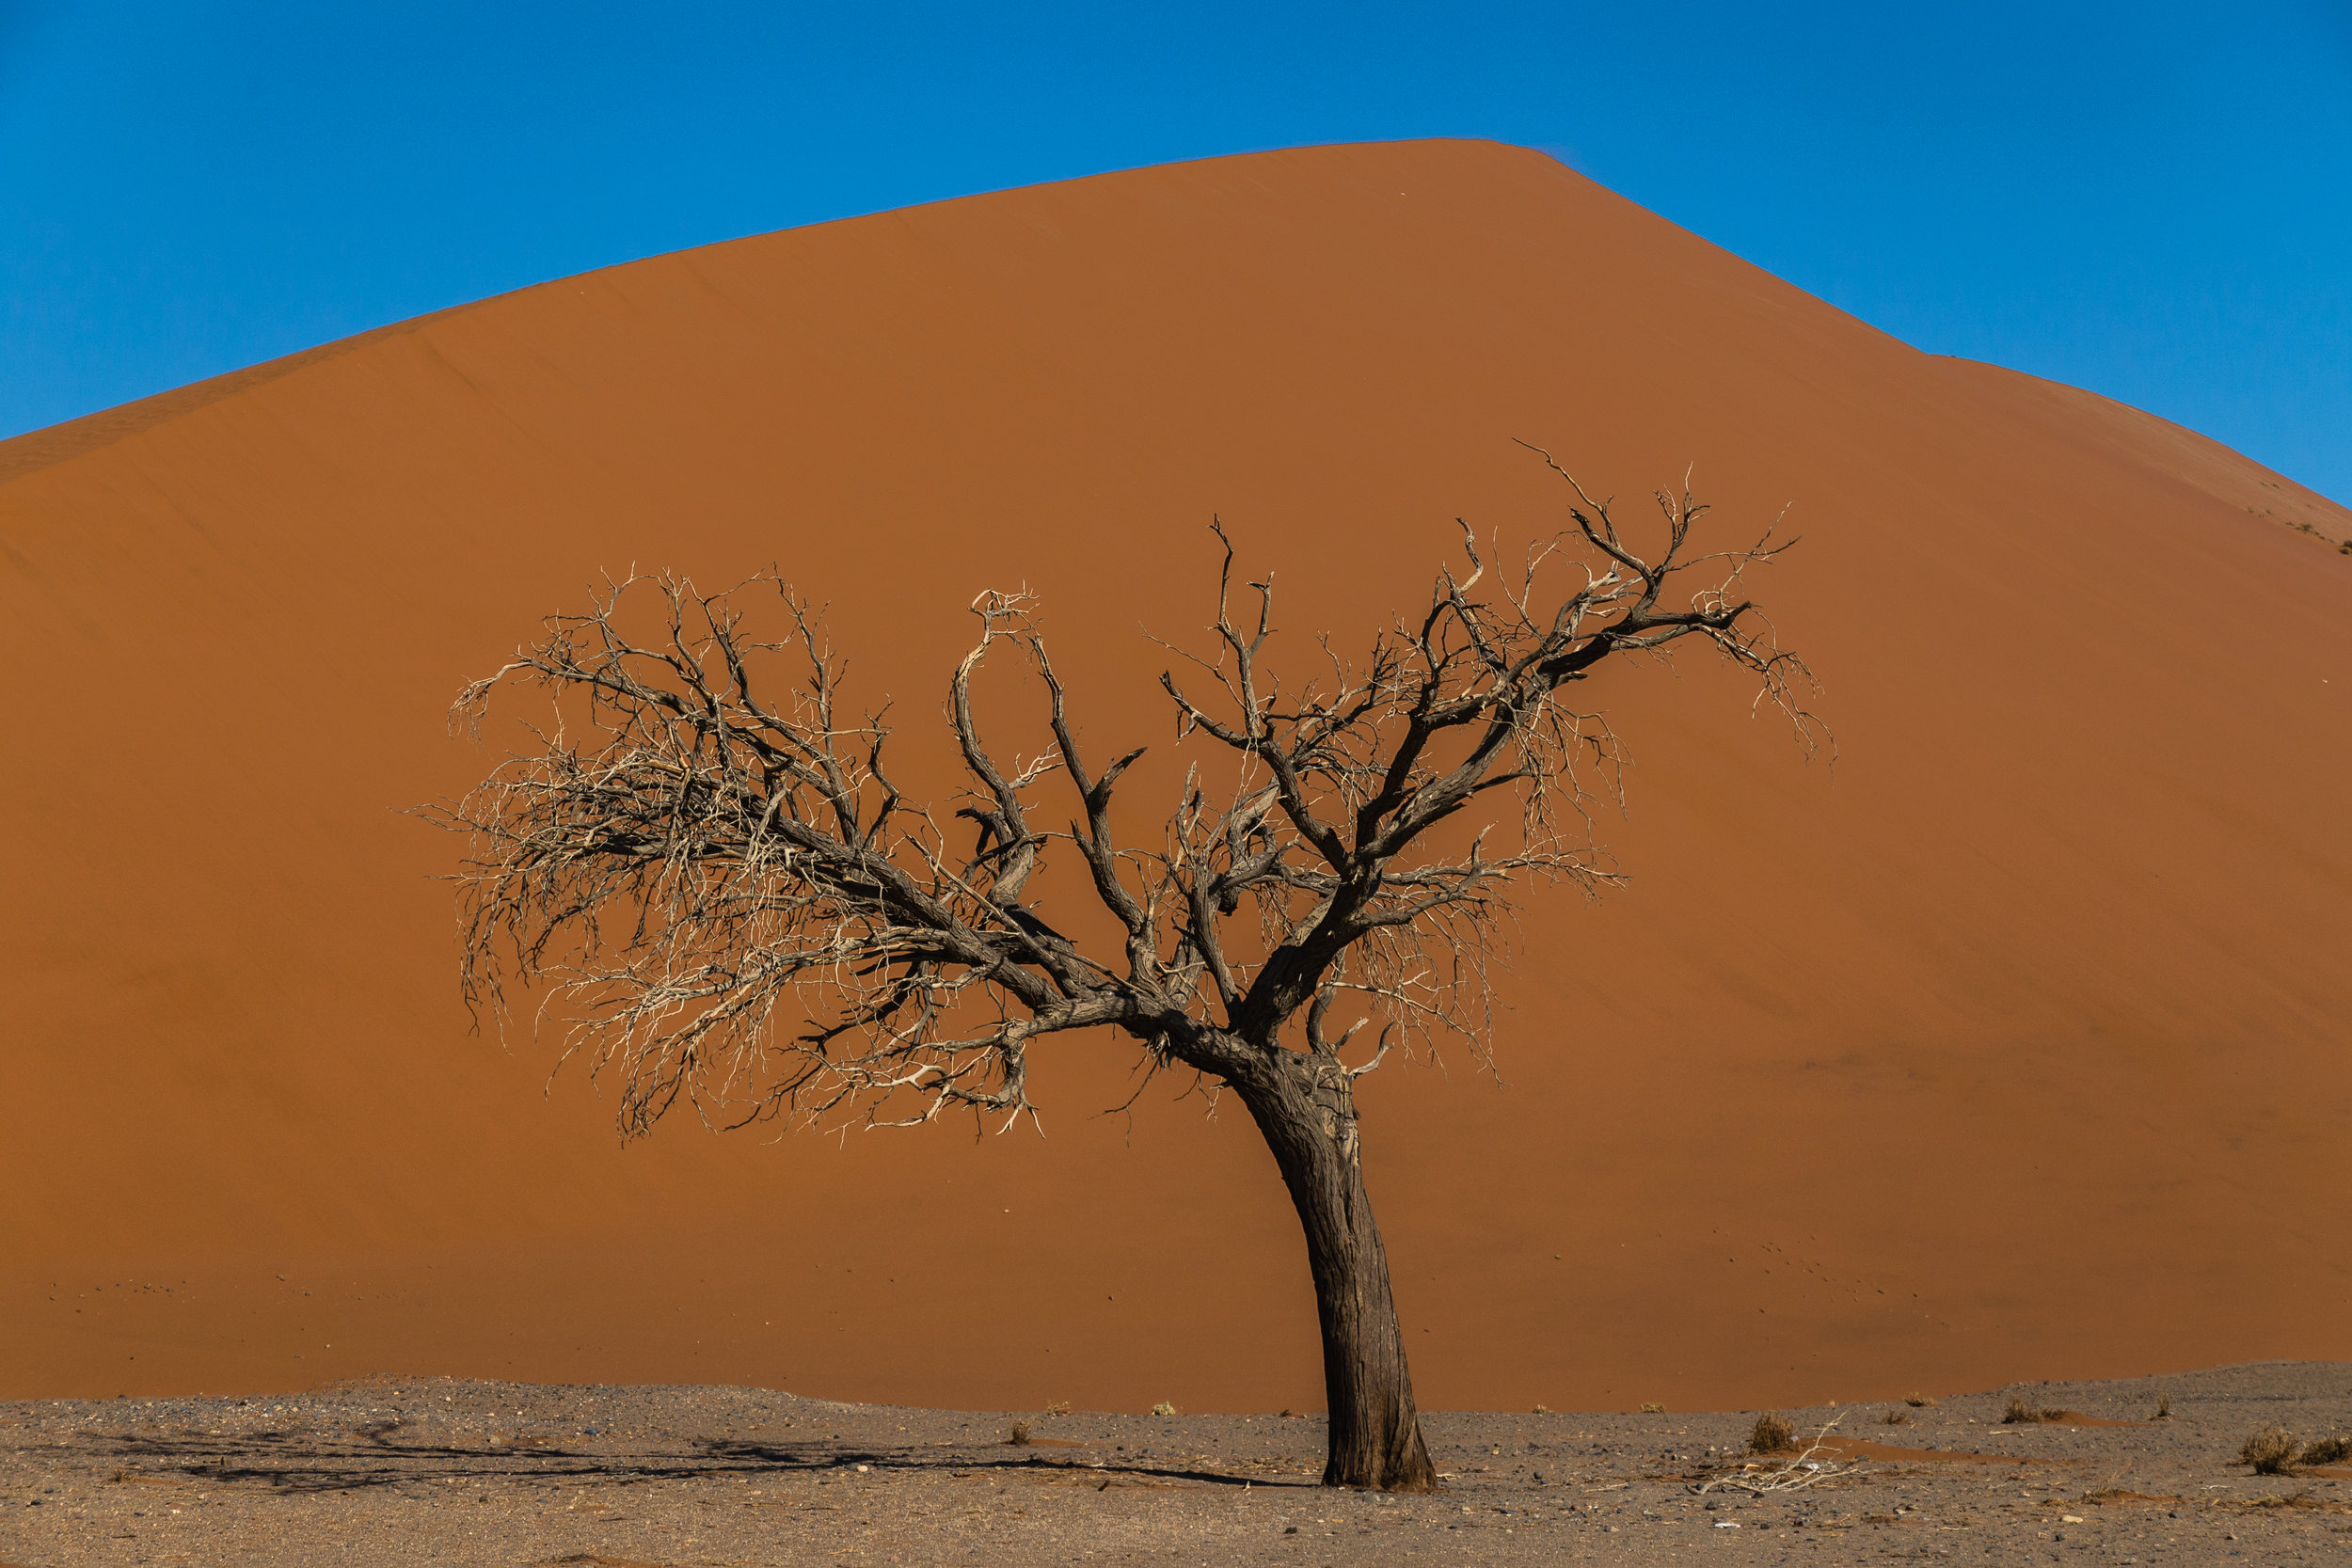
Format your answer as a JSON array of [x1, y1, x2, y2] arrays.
[[7, 1363, 2349, 1565]]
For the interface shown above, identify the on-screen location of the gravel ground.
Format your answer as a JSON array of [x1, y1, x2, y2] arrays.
[[3, 1361, 2346, 1564]]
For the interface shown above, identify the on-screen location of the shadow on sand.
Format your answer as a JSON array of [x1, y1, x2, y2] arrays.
[[79, 1426, 1300, 1496]]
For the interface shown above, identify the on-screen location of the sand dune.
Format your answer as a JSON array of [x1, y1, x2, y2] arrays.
[[4, 139, 2347, 1414]]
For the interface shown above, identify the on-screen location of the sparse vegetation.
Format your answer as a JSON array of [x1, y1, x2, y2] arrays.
[[2260, 503, 2352, 555], [2239, 1425, 2297, 1475], [2153, 1394, 2172, 1420], [1640, 1402, 1667, 1415], [2230, 1427, 2352, 1476], [1699, 1413, 1857, 1496], [1903, 1393, 1935, 1408], [2004, 1396, 2068, 1425], [2298, 1434, 2351, 1467], [1043, 1401, 1071, 1417], [1533, 1403, 1551, 1415], [2220, 1429, 2352, 1476], [1881, 1408, 1911, 1425], [1008, 1421, 1033, 1446], [1151, 1402, 1177, 1418]]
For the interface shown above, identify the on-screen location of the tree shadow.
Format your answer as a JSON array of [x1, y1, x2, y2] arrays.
[[82, 1428, 1301, 1496]]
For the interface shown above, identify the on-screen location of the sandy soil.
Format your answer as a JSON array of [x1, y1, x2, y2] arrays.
[[6, 1363, 2347, 1565], [5, 138, 2350, 1414]]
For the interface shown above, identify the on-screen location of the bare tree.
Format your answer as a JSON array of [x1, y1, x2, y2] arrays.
[[430, 451, 1817, 1491]]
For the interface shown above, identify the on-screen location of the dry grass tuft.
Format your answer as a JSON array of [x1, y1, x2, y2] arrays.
[[2298, 1434, 2352, 1467], [2003, 1396, 2067, 1425], [2239, 1426, 2298, 1475], [1640, 1402, 1667, 1415], [1150, 1402, 1178, 1418], [1008, 1422, 1032, 1447], [1278, 1408, 1300, 1418], [2153, 1393, 2172, 1420], [1533, 1404, 1551, 1415], [1698, 1413, 1858, 1496], [1880, 1409, 1911, 1426], [1042, 1401, 1071, 1417]]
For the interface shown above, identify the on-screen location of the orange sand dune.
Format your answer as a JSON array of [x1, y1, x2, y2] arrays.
[[4, 139, 2347, 1414]]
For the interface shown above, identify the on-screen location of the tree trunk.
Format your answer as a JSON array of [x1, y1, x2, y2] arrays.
[[1232, 1047, 1439, 1491]]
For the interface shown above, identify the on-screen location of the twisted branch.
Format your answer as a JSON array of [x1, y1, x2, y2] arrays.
[[424, 453, 1820, 1139]]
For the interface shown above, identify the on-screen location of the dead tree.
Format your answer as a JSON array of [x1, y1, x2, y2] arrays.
[[430, 449, 1818, 1491]]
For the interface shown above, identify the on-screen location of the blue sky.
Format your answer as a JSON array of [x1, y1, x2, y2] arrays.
[[4, 1, 2347, 499]]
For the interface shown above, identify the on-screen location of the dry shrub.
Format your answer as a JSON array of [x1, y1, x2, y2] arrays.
[[1881, 1408, 1911, 1426], [1533, 1403, 1552, 1415], [2297, 1434, 2351, 1467], [2003, 1396, 2066, 1425], [2153, 1394, 2172, 1420], [1008, 1422, 1033, 1446], [1151, 1402, 1178, 1418], [1699, 1413, 1856, 1496], [1043, 1401, 1072, 1417], [1903, 1393, 1936, 1408], [1640, 1402, 1667, 1415], [2239, 1426, 2297, 1475], [1279, 1408, 1300, 1418]]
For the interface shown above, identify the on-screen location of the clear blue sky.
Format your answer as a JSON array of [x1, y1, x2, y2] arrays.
[[5, 1, 2347, 500]]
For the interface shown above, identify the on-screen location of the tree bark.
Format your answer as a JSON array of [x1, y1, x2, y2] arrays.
[[1232, 1047, 1439, 1491]]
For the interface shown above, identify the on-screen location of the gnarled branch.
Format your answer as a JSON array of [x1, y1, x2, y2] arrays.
[[425, 452, 1819, 1141]]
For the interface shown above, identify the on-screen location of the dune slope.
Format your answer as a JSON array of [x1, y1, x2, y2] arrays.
[[4, 139, 2347, 1413]]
